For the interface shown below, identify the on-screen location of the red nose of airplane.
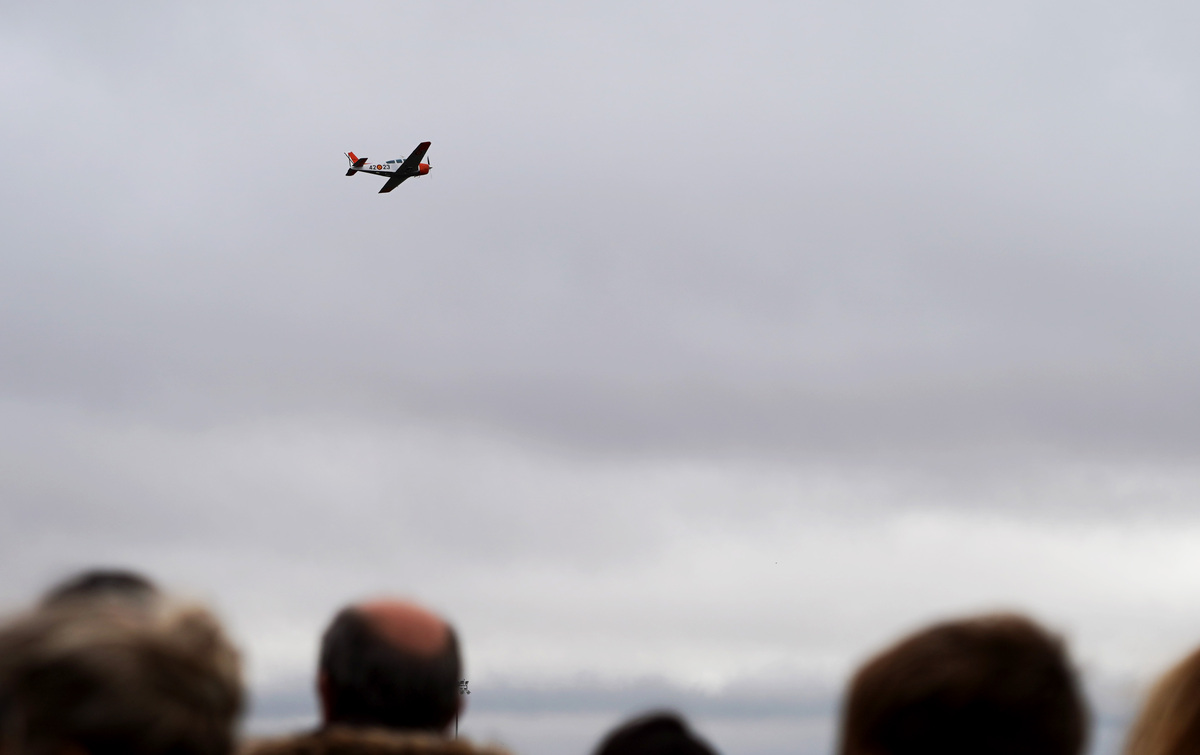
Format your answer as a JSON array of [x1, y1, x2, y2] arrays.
[[418, 163, 430, 175]]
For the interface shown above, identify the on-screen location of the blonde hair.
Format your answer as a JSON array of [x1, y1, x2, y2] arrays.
[[0, 597, 243, 755], [1126, 647, 1200, 755]]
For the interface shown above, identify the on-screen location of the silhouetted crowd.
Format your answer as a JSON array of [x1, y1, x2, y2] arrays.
[[0, 569, 1195, 755]]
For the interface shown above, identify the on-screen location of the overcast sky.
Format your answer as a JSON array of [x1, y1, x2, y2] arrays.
[[4, 2, 1200, 754]]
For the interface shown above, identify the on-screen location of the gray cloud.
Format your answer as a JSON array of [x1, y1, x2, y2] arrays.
[[4, 1, 1200, 461]]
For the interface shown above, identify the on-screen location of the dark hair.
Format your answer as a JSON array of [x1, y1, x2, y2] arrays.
[[319, 607, 461, 731], [838, 614, 1086, 755], [42, 569, 159, 607], [594, 712, 719, 755], [0, 600, 242, 755]]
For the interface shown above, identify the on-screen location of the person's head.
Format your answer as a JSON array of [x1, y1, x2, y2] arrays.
[[0, 598, 242, 755], [317, 599, 461, 733], [41, 569, 159, 609], [838, 613, 1086, 755], [1124, 645, 1200, 755], [593, 712, 718, 755]]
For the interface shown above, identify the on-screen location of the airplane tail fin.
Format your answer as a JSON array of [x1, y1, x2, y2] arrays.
[[345, 152, 367, 176]]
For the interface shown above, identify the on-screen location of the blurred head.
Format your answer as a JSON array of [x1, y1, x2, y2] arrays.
[[40, 568, 159, 609], [838, 613, 1086, 755], [593, 712, 719, 755], [1125, 645, 1200, 755], [317, 599, 461, 733], [0, 598, 242, 755]]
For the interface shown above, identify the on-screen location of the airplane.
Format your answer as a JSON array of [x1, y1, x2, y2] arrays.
[[345, 141, 431, 193]]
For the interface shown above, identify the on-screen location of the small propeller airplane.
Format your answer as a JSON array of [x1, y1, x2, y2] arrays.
[[345, 141, 431, 193]]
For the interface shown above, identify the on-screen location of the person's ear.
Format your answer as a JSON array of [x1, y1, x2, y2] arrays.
[[317, 672, 332, 723], [434, 690, 466, 736], [440, 694, 465, 737]]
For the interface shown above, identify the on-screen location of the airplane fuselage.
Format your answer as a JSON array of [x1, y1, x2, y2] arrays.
[[357, 159, 430, 178]]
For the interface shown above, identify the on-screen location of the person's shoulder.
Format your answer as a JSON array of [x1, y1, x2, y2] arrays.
[[241, 726, 514, 755]]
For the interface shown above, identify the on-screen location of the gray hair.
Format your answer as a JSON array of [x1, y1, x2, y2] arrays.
[[0, 597, 243, 755]]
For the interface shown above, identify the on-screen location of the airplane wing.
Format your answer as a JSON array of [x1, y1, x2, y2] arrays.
[[398, 141, 432, 172], [378, 174, 410, 193], [378, 141, 430, 193]]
